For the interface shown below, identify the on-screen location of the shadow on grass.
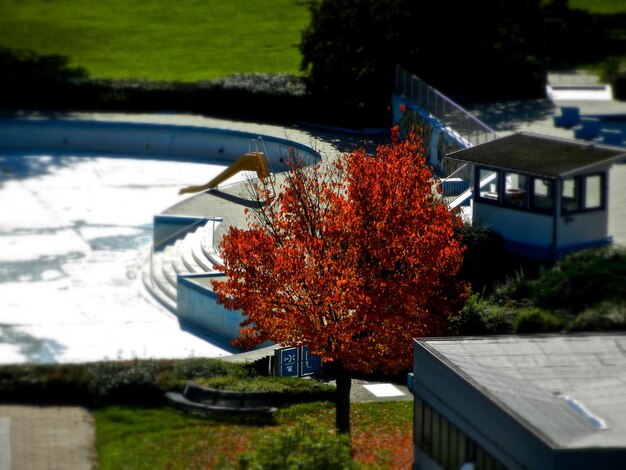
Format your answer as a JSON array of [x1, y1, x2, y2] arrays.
[[545, 11, 626, 69]]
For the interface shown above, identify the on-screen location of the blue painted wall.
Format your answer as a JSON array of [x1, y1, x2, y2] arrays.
[[177, 274, 246, 343], [391, 95, 470, 175]]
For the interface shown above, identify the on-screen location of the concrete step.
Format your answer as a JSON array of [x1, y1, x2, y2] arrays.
[[162, 243, 181, 287], [200, 225, 224, 268], [142, 254, 177, 312], [151, 248, 177, 302], [179, 232, 206, 274], [191, 228, 217, 272]]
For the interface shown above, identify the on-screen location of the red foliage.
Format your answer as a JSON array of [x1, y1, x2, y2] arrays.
[[214, 132, 466, 374]]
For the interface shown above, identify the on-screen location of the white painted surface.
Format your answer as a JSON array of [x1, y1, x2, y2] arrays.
[[0, 153, 241, 364], [547, 85, 613, 101], [473, 203, 553, 248], [557, 209, 609, 247], [363, 383, 405, 398]]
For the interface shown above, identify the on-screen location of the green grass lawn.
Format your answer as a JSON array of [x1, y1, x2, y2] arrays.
[[569, 0, 626, 14], [95, 401, 414, 469], [0, 0, 309, 81], [1, 0, 622, 84]]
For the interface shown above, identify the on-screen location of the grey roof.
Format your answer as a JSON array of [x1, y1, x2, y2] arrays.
[[418, 334, 626, 449], [447, 133, 626, 178]]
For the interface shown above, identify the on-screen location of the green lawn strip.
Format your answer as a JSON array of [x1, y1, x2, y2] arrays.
[[569, 0, 626, 14], [0, 0, 308, 81], [194, 374, 335, 394], [95, 406, 251, 469], [351, 401, 414, 467], [95, 401, 413, 468], [95, 403, 335, 469]]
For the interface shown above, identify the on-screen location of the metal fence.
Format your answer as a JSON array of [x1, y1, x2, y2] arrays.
[[395, 65, 499, 147]]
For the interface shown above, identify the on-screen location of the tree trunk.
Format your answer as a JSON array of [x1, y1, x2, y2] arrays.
[[335, 365, 352, 435]]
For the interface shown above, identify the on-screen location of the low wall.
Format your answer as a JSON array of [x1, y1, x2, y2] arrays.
[[177, 274, 247, 344], [0, 119, 321, 171], [152, 215, 222, 251]]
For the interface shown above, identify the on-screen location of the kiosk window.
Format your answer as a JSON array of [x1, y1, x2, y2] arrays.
[[478, 168, 499, 202], [531, 178, 554, 212], [562, 174, 605, 214], [504, 172, 527, 207], [584, 174, 602, 209], [562, 178, 580, 213]]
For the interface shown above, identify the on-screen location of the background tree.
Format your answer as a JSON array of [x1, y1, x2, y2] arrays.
[[300, 0, 546, 126], [214, 131, 467, 435]]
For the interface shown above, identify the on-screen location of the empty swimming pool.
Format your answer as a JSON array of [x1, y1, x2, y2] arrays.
[[0, 153, 242, 364], [0, 116, 327, 364]]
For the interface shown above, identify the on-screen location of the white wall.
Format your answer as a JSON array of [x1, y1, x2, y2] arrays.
[[557, 210, 609, 247], [473, 203, 553, 249]]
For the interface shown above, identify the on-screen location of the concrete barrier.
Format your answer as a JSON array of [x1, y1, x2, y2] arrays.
[[0, 119, 321, 171]]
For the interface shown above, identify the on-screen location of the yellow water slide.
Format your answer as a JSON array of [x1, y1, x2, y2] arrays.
[[178, 151, 272, 195]]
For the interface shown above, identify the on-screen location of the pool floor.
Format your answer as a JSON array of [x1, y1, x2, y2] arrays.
[[0, 153, 241, 364]]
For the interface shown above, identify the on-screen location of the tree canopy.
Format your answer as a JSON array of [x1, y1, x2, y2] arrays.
[[299, 0, 546, 125], [214, 131, 467, 433]]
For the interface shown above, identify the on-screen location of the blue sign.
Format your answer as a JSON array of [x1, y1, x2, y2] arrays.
[[300, 346, 321, 376], [277, 347, 298, 377], [275, 346, 322, 377]]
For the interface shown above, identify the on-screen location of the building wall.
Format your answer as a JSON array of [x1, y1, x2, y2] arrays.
[[556, 209, 609, 248], [413, 340, 555, 470], [474, 196, 611, 259], [473, 203, 553, 249]]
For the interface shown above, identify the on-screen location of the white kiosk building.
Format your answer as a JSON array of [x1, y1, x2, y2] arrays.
[[446, 133, 626, 259]]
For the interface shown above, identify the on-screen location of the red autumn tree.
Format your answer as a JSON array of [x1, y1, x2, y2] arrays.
[[214, 130, 467, 434]]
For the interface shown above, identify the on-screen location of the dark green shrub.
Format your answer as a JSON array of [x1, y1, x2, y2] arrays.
[[238, 418, 357, 469], [450, 292, 515, 335], [489, 272, 533, 306], [86, 360, 167, 406], [568, 301, 626, 332], [0, 48, 314, 126], [457, 224, 518, 294], [300, 0, 545, 127], [194, 376, 336, 406], [172, 357, 250, 381], [0, 358, 252, 407], [0, 363, 90, 405], [531, 246, 626, 312], [513, 307, 566, 334], [603, 57, 626, 100]]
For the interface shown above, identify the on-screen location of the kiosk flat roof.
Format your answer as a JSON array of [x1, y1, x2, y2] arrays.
[[447, 133, 626, 178]]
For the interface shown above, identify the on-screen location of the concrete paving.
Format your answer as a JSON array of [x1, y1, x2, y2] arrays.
[[0, 405, 94, 470]]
